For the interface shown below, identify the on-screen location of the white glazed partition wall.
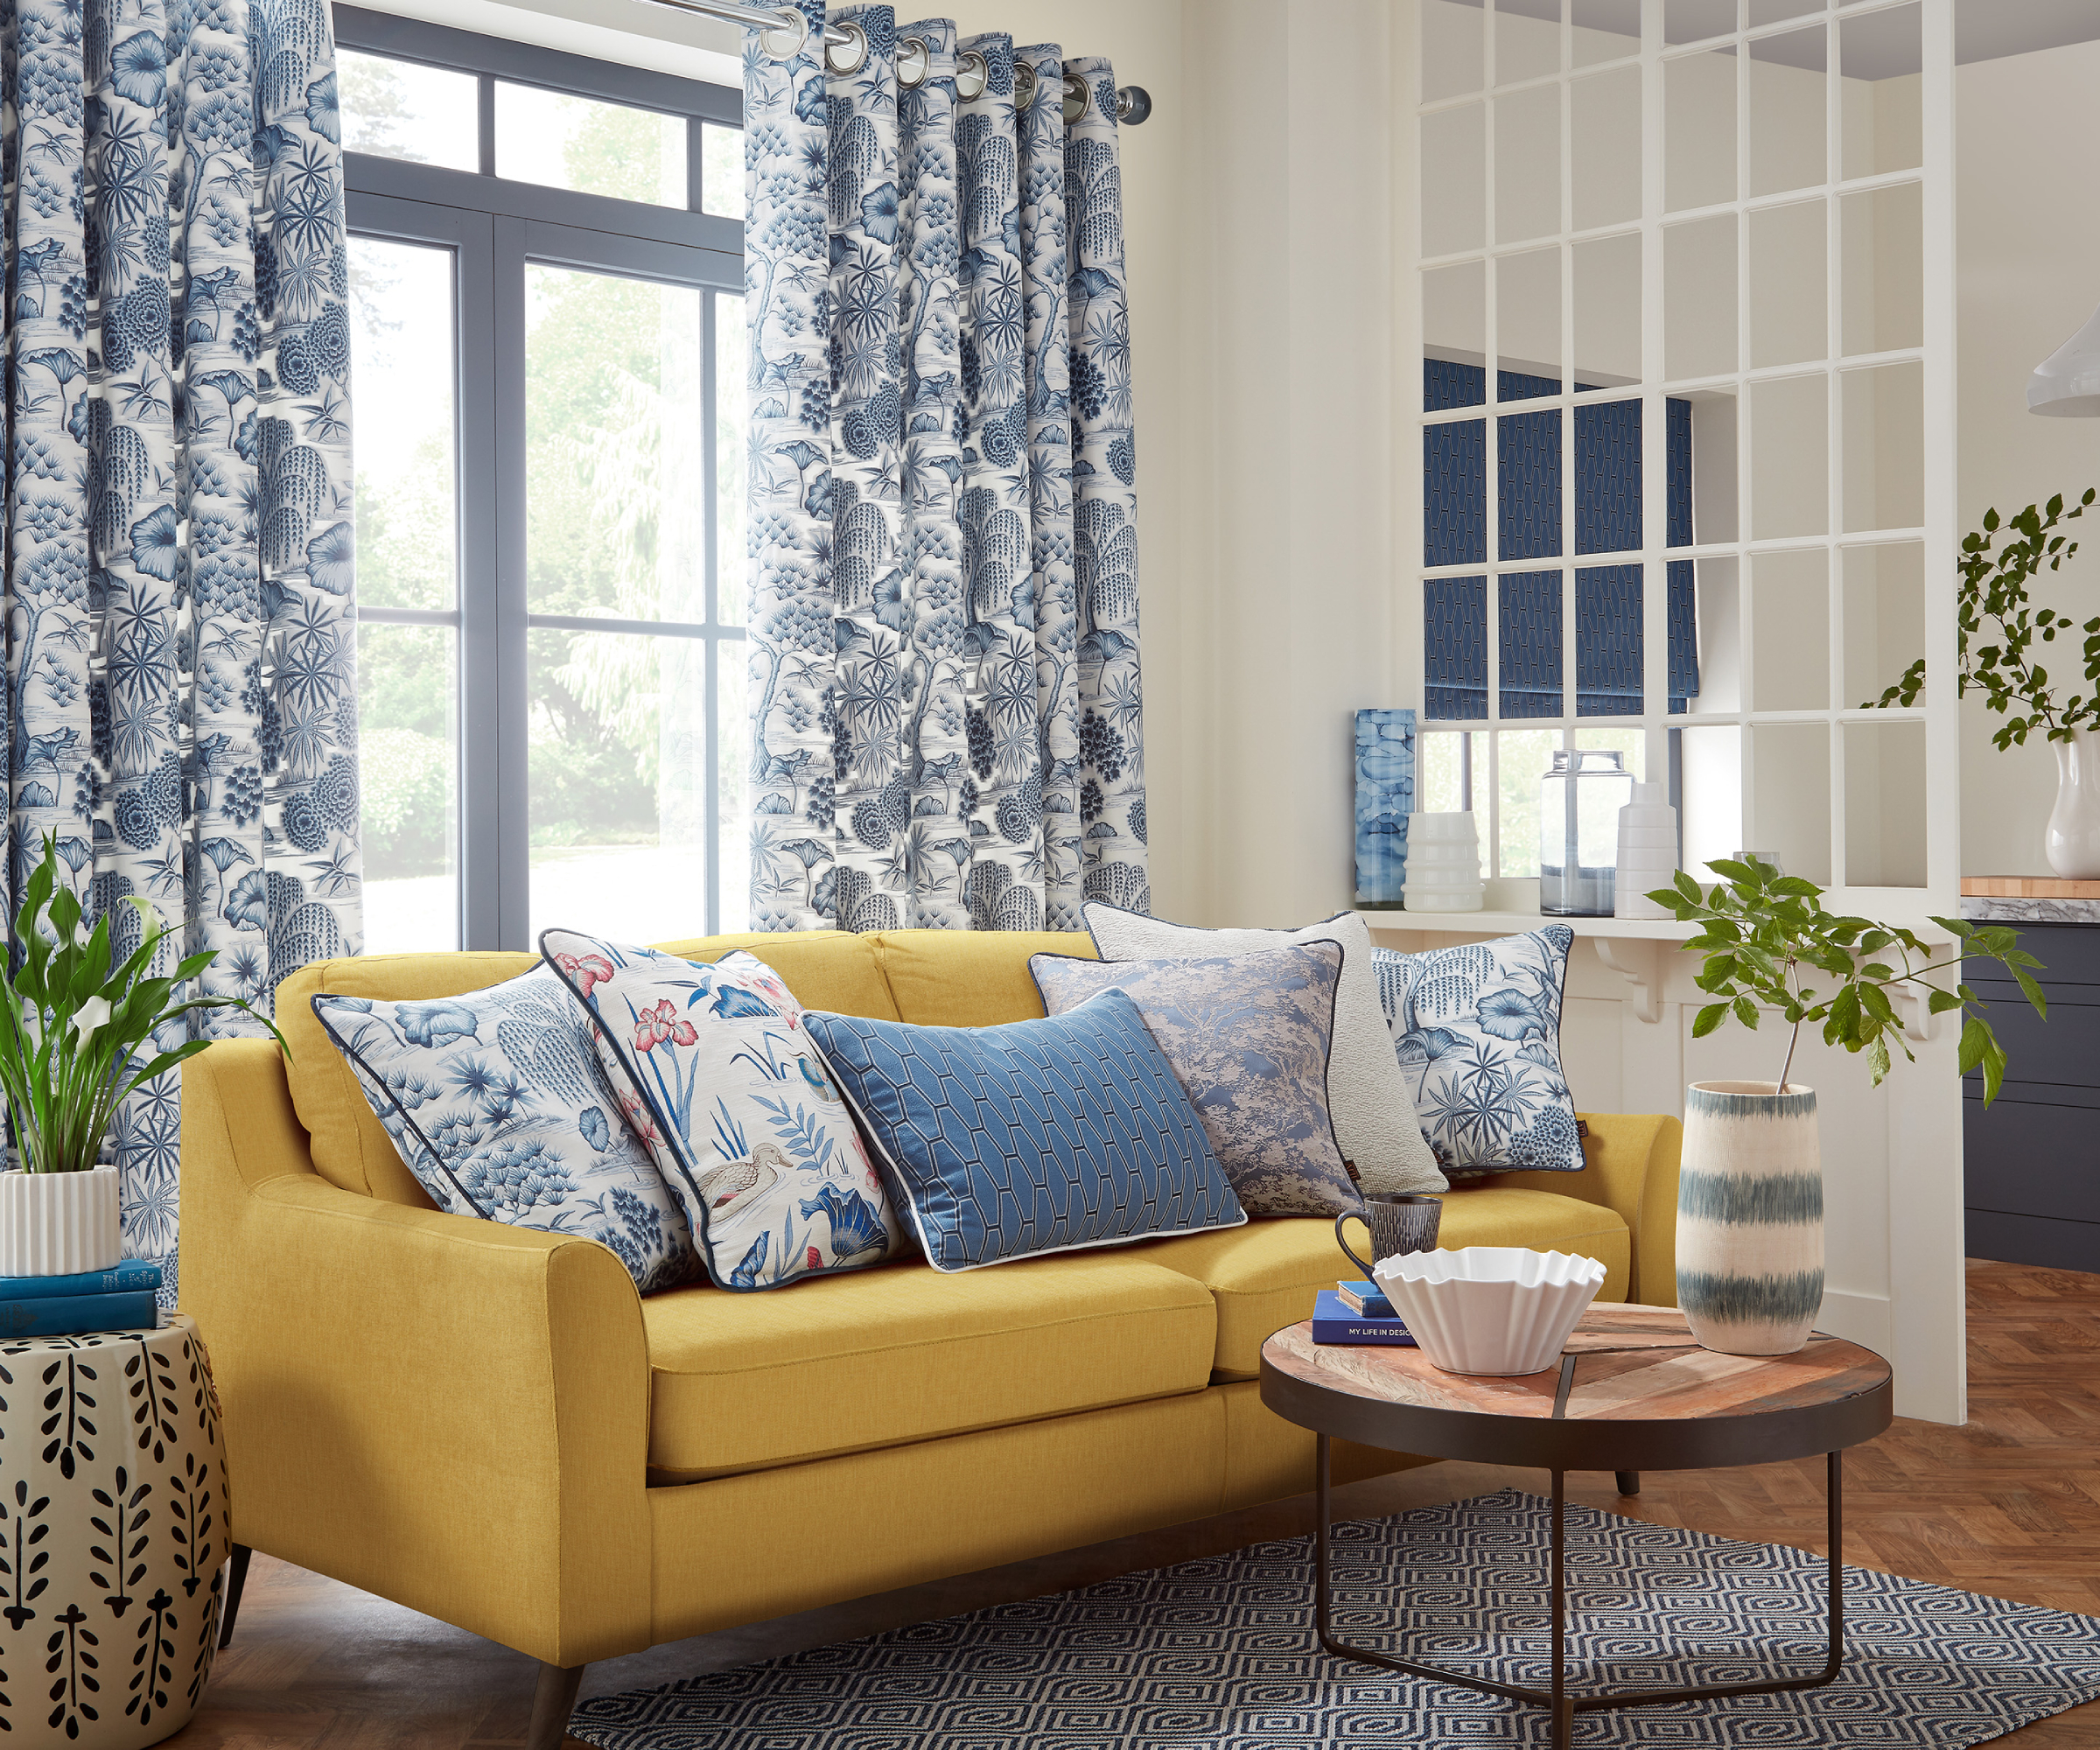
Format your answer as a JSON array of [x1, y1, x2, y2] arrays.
[[1414, 0, 1948, 900]]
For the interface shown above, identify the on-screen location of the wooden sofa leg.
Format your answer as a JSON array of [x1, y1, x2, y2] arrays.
[[528, 1662, 587, 1750], [217, 1544, 253, 1649], [1615, 1470, 1641, 1496]]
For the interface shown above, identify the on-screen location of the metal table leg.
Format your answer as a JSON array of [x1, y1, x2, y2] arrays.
[[1312, 1435, 1848, 1737]]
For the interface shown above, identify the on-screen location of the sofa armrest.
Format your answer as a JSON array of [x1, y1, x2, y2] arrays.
[[1490, 1112, 1681, 1306], [180, 1039, 654, 1667]]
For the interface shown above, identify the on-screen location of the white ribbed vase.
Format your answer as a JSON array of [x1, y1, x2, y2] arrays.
[[1614, 782, 1680, 920], [0, 1166, 122, 1277], [1403, 812, 1484, 913], [1676, 1082, 1823, 1356]]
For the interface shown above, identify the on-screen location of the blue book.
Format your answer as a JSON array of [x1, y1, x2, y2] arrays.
[[0, 1291, 159, 1339], [1312, 1288, 1416, 1347], [1335, 1279, 1397, 1320], [0, 1263, 162, 1301]]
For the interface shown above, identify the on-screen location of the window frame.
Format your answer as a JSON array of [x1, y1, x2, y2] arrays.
[[1412, 0, 1935, 898], [337, 5, 746, 950]]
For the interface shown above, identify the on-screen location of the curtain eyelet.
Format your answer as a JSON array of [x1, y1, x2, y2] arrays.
[[824, 18, 869, 76], [956, 48, 987, 101], [896, 34, 931, 89], [757, 5, 806, 62]]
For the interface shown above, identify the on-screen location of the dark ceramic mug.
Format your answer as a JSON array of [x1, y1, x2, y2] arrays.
[[1335, 1194, 1443, 1278]]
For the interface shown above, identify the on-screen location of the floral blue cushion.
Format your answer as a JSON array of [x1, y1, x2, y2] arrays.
[[540, 933, 908, 1292], [803, 990, 1248, 1271], [1028, 943, 1362, 1218], [312, 967, 698, 1292], [1371, 927, 1584, 1175]]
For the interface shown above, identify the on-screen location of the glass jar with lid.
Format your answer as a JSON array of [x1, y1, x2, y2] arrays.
[[1539, 749, 1634, 916]]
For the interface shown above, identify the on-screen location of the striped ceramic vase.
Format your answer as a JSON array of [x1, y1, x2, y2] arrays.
[[1676, 1081, 1824, 1355]]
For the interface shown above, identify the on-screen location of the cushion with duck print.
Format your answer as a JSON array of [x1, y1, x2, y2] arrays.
[[1027, 943, 1362, 1218], [1371, 926, 1584, 1176], [1082, 903, 1446, 1195], [312, 966, 698, 1292], [540, 931, 908, 1292], [802, 989, 1248, 1271]]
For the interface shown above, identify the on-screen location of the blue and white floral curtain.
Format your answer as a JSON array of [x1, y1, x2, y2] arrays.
[[744, 2, 1145, 933], [3, 0, 359, 1294]]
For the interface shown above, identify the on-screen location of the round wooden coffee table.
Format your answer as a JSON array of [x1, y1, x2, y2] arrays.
[[1259, 1302, 1893, 1749]]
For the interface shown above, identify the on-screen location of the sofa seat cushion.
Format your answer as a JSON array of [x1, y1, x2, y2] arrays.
[[640, 1250, 1218, 1480], [1124, 1187, 1634, 1380]]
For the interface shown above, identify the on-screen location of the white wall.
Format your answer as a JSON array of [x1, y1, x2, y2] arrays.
[[1179, 0, 1399, 928], [1956, 38, 2100, 874]]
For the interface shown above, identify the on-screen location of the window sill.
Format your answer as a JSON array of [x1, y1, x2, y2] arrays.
[[1355, 909, 1699, 942]]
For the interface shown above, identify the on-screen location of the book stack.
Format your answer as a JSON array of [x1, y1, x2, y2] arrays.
[[1312, 1280, 1417, 1347], [0, 1261, 162, 1339]]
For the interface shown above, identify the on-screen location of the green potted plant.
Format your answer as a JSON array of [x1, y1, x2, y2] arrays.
[[1648, 858, 2043, 1358], [0, 834, 287, 1277], [1866, 488, 2100, 875]]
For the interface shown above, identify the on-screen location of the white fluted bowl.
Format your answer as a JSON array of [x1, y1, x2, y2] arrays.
[[1371, 1246, 1607, 1376]]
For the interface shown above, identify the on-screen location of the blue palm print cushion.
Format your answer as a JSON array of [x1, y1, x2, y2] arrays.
[[1372, 928, 1585, 1176], [803, 990, 1248, 1272], [540, 933, 907, 1292], [312, 968, 698, 1293], [1028, 944, 1362, 1219]]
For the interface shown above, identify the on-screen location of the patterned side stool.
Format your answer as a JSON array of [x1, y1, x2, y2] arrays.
[[0, 1314, 231, 1746]]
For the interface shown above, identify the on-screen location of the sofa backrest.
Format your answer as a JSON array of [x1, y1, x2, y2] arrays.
[[274, 928, 1096, 1206]]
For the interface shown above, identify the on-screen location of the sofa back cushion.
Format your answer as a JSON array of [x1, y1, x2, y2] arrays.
[[277, 932, 897, 1205], [874, 929, 1096, 1026]]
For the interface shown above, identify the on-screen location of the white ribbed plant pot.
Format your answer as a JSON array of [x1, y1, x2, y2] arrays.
[[2046, 725, 2100, 878], [0, 1166, 122, 1277], [1676, 1082, 1823, 1356]]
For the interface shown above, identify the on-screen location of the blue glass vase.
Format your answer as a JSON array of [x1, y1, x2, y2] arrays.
[[1354, 709, 1415, 907]]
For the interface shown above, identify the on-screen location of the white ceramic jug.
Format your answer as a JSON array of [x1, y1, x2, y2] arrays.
[[2046, 726, 2100, 878]]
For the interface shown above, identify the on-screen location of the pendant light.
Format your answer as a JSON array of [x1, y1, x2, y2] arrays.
[[2029, 301, 2100, 416]]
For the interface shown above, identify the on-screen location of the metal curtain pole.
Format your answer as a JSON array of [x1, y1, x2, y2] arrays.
[[634, 0, 1153, 122]]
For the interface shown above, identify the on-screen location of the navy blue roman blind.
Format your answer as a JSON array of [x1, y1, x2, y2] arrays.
[[1422, 358, 1700, 718]]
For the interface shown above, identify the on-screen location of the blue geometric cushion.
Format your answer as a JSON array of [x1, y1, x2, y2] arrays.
[[312, 966, 698, 1292], [1372, 927, 1585, 1175], [803, 990, 1248, 1271]]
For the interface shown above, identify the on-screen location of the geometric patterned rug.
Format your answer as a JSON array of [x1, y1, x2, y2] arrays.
[[570, 1488, 2100, 1747]]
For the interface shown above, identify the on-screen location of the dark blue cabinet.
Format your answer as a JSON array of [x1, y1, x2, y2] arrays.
[[1964, 921, 2100, 1271]]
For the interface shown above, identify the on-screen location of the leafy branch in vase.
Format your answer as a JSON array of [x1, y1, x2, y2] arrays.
[[1866, 488, 2099, 746], [1648, 857, 2046, 1104]]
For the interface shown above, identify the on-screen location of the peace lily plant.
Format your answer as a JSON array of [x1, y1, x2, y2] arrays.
[[0, 834, 287, 1276], [1645, 856, 2046, 1361]]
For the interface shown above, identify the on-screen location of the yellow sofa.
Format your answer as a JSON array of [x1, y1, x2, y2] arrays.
[[180, 928, 1681, 1744]]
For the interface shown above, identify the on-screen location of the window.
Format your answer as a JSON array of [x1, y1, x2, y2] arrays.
[[1416, 0, 1928, 896], [339, 6, 745, 951]]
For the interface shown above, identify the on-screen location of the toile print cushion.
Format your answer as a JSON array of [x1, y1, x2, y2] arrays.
[[1372, 926, 1585, 1177], [1082, 902, 1446, 1196], [1027, 943, 1363, 1219], [540, 932, 908, 1292], [802, 990, 1248, 1271], [311, 968, 698, 1293]]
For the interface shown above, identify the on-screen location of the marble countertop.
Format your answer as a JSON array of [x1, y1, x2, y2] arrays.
[[1960, 896, 2100, 923]]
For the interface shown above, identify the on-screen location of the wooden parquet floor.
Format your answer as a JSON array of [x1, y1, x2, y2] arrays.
[[177, 1257, 2100, 1748]]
